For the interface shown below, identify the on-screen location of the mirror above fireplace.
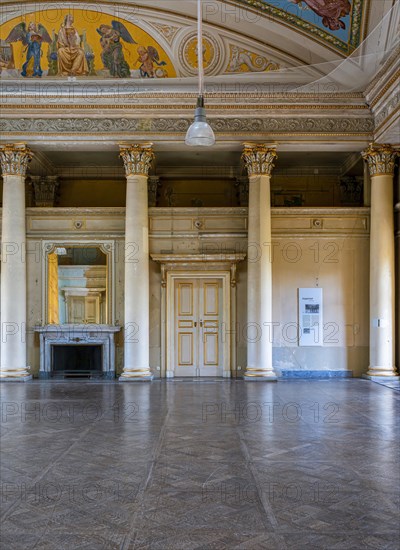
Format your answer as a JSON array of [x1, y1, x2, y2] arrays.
[[43, 242, 115, 326]]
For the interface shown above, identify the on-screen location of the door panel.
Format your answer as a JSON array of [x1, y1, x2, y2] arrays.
[[198, 280, 222, 376], [204, 282, 219, 316], [68, 297, 85, 323], [175, 281, 197, 376], [178, 283, 193, 316], [203, 332, 218, 365], [85, 297, 99, 323], [178, 333, 194, 366], [174, 278, 222, 377]]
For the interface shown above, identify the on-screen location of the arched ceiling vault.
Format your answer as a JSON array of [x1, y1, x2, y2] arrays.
[[0, 0, 391, 84]]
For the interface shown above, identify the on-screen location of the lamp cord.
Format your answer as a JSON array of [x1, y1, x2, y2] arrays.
[[198, 0, 204, 97]]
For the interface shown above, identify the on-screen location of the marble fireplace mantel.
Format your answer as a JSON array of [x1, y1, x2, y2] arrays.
[[35, 325, 121, 379]]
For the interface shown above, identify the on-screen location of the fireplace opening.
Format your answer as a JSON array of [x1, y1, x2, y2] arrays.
[[51, 345, 103, 378]]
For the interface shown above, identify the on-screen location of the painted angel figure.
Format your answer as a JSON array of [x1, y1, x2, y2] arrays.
[[290, 0, 351, 31], [97, 21, 136, 78], [5, 21, 51, 77], [137, 46, 166, 78]]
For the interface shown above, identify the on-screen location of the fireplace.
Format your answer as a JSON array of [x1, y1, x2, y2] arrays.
[[52, 345, 103, 378], [35, 325, 121, 379]]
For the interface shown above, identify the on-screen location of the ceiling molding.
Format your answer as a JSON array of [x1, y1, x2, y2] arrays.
[[0, 116, 375, 141]]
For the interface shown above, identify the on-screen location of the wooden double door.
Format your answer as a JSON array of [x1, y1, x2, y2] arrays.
[[173, 278, 223, 377]]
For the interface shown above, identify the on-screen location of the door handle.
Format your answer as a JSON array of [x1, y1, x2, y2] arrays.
[[200, 320, 203, 327], [194, 321, 197, 327]]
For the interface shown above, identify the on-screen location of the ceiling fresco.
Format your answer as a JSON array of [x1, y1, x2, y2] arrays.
[[0, 1, 368, 80], [0, 7, 283, 79], [233, 0, 366, 53], [0, 10, 177, 79]]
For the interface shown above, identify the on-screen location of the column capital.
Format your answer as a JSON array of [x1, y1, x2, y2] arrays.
[[119, 143, 154, 177], [31, 175, 60, 207], [0, 143, 32, 176], [148, 176, 161, 207], [362, 143, 399, 177], [242, 143, 277, 176]]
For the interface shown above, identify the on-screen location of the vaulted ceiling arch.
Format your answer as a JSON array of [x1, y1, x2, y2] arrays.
[[0, 0, 389, 85]]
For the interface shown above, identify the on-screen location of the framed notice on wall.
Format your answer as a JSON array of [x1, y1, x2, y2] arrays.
[[298, 288, 323, 346]]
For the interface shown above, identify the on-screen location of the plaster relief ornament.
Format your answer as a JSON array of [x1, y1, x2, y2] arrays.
[[5, 21, 51, 77], [97, 21, 136, 78], [290, 0, 351, 31], [227, 46, 280, 73], [180, 31, 220, 75], [149, 23, 180, 46]]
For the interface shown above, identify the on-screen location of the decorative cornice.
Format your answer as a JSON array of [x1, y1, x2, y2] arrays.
[[365, 45, 400, 101], [0, 104, 370, 111], [374, 92, 400, 129], [0, 117, 375, 136], [0, 92, 367, 101], [369, 69, 400, 110], [151, 253, 246, 263], [242, 143, 277, 176], [0, 143, 32, 176], [119, 144, 154, 177], [24, 207, 126, 217], [362, 144, 399, 177]]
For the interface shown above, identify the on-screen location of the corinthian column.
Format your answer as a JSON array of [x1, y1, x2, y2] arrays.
[[242, 143, 278, 381], [362, 144, 399, 378], [0, 144, 32, 380], [119, 144, 154, 381]]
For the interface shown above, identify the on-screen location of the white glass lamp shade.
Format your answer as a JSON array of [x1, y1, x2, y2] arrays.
[[185, 96, 215, 147]]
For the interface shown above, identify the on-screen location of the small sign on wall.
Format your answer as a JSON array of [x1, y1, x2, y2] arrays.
[[298, 288, 323, 346]]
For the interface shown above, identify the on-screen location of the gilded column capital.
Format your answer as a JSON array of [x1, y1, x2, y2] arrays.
[[362, 143, 398, 177], [119, 143, 154, 177], [242, 143, 277, 176], [0, 143, 32, 176]]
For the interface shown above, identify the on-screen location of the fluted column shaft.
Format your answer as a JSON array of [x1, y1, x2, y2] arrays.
[[242, 143, 277, 380], [0, 144, 32, 380], [119, 144, 154, 381], [362, 144, 399, 377]]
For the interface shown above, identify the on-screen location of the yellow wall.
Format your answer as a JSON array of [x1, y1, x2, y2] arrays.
[[57, 180, 126, 207]]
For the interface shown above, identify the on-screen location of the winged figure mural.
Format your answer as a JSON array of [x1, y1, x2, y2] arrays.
[[290, 0, 351, 31], [5, 21, 51, 77], [137, 45, 167, 78], [97, 20, 136, 78]]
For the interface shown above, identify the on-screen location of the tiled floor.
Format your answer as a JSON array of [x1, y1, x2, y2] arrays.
[[0, 379, 399, 549]]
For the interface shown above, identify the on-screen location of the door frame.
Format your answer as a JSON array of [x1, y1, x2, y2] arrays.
[[166, 271, 231, 378]]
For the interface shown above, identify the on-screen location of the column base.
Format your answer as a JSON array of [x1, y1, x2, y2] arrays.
[[362, 374, 399, 381], [119, 370, 154, 382], [0, 375, 32, 382], [244, 368, 277, 382], [364, 367, 398, 378]]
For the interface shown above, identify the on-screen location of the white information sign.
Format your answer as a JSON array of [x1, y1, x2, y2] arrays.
[[298, 288, 323, 346]]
